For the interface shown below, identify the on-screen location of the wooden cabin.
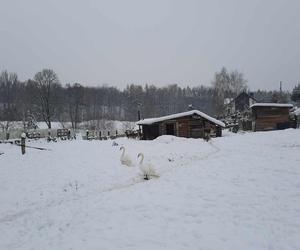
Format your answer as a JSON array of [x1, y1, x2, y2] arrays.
[[250, 103, 293, 131], [137, 110, 225, 140]]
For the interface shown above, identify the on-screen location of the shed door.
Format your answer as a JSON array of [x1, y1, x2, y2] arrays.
[[143, 125, 159, 140], [166, 123, 175, 135]]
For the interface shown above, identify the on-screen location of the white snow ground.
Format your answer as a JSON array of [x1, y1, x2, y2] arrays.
[[0, 129, 300, 250]]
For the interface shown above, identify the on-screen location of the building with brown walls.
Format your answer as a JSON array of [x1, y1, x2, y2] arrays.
[[250, 103, 293, 131], [137, 110, 225, 140]]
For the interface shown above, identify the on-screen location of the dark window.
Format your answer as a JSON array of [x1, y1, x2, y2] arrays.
[[190, 124, 202, 129], [190, 124, 204, 138], [143, 125, 159, 140]]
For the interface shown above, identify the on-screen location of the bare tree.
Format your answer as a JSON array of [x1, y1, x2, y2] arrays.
[[0, 71, 19, 137], [66, 83, 84, 130], [212, 67, 248, 114], [0, 71, 18, 113], [211, 67, 231, 114], [0, 67, 274, 125], [34, 69, 61, 129], [229, 70, 248, 96]]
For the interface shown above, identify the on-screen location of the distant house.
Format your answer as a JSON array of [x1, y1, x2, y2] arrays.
[[250, 103, 293, 131], [226, 92, 257, 115], [137, 110, 225, 140]]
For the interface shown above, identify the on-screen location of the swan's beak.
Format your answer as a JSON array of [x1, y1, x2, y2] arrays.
[[137, 153, 141, 158]]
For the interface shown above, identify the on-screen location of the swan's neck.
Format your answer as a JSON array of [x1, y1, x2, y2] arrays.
[[121, 148, 125, 156], [138, 154, 144, 164]]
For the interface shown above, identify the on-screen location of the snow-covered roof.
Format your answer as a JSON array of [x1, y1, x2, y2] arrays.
[[226, 92, 257, 106], [250, 103, 293, 109], [137, 110, 225, 127]]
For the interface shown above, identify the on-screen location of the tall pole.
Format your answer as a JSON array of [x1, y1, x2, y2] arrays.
[[137, 110, 141, 121], [137, 110, 141, 135], [279, 81, 283, 103], [21, 132, 26, 155]]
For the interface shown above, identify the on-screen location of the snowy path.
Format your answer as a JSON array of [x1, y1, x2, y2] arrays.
[[1, 130, 300, 249], [0, 137, 218, 224]]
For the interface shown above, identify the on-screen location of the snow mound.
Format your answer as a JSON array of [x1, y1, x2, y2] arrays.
[[153, 135, 191, 144]]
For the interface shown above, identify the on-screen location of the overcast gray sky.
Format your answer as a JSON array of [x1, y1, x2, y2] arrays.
[[0, 0, 299, 90]]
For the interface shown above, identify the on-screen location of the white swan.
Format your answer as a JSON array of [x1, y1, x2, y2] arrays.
[[120, 146, 133, 167], [137, 153, 158, 180]]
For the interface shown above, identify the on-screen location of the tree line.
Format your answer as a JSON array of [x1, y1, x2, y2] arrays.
[[0, 68, 296, 131]]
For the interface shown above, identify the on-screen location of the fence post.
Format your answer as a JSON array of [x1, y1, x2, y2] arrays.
[[107, 131, 110, 137], [86, 130, 89, 140], [6, 132, 10, 140], [116, 130, 118, 136], [21, 132, 26, 155], [99, 131, 102, 140], [47, 130, 51, 142]]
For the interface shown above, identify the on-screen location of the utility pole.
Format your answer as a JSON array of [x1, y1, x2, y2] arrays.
[[137, 110, 141, 121], [279, 81, 283, 103]]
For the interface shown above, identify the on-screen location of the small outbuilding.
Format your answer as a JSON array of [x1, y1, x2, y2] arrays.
[[137, 110, 225, 140], [250, 103, 293, 131]]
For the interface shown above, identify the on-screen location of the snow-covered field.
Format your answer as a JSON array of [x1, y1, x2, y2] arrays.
[[0, 129, 300, 250]]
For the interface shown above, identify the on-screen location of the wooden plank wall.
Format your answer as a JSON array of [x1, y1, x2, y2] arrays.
[[177, 117, 191, 137], [141, 115, 222, 139], [176, 116, 219, 138], [253, 107, 290, 131]]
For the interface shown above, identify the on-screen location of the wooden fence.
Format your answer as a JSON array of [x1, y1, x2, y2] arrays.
[[0, 128, 127, 141]]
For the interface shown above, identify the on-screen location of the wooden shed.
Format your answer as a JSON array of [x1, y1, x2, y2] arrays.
[[250, 103, 293, 131], [137, 110, 225, 140]]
